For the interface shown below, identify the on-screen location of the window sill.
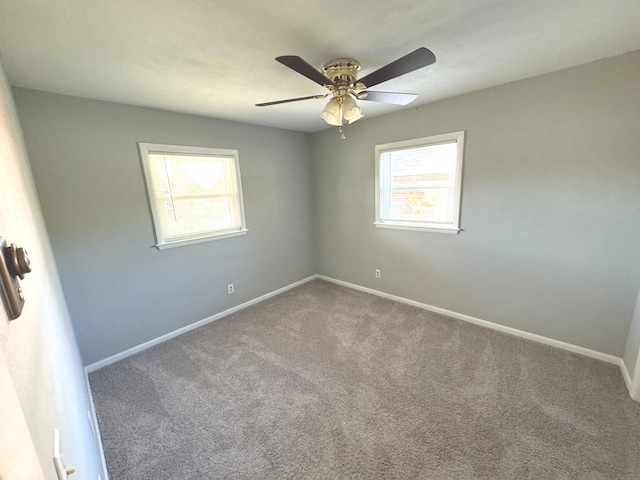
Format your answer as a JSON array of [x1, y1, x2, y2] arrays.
[[373, 222, 460, 234], [155, 229, 249, 250]]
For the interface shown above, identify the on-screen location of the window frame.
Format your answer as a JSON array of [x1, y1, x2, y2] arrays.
[[138, 142, 248, 250], [374, 131, 465, 234]]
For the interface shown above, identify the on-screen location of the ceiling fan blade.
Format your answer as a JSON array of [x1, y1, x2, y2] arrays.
[[255, 94, 326, 107], [357, 48, 436, 89], [276, 56, 335, 87], [358, 91, 418, 105]]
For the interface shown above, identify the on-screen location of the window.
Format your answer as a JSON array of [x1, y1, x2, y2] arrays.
[[375, 131, 465, 234], [138, 143, 247, 249]]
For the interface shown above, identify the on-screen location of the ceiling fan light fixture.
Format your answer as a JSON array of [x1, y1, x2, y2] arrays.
[[321, 97, 343, 126], [342, 95, 363, 124], [347, 111, 364, 124]]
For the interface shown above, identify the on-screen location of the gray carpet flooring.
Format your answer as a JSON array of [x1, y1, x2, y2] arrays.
[[89, 279, 640, 479]]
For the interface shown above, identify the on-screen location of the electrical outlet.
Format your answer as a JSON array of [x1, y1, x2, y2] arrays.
[[375, 269, 381, 278], [227, 283, 234, 294]]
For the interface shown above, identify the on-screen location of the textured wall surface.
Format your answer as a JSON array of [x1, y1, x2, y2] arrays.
[[14, 89, 315, 365], [312, 51, 640, 357], [0, 61, 105, 479]]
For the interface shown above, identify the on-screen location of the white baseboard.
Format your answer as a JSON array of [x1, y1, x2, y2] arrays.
[[630, 356, 640, 402], [621, 360, 633, 393], [317, 275, 622, 367], [83, 370, 110, 480], [85, 275, 317, 372], [85, 272, 635, 402]]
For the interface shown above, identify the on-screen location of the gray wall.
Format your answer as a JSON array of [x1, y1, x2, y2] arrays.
[[14, 89, 315, 365], [0, 61, 105, 478], [312, 50, 640, 357]]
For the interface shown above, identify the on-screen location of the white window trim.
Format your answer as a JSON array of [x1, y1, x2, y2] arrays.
[[138, 142, 248, 250], [374, 131, 465, 234]]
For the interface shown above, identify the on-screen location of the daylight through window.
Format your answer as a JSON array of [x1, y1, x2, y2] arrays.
[[375, 131, 465, 233], [138, 143, 247, 249]]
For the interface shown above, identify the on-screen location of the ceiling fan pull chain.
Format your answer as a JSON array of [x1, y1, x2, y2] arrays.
[[339, 126, 345, 140]]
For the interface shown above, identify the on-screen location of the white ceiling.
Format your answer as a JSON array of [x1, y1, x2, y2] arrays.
[[0, 0, 639, 133]]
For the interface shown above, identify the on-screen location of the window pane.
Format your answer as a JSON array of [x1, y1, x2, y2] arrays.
[[149, 154, 229, 197], [160, 197, 233, 241], [388, 142, 457, 185], [376, 132, 464, 232], [382, 142, 457, 224], [149, 154, 239, 240], [389, 188, 452, 223]]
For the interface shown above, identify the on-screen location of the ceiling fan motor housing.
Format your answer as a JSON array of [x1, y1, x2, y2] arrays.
[[321, 58, 361, 85]]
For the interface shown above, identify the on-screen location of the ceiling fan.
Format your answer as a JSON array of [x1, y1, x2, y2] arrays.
[[256, 47, 436, 138]]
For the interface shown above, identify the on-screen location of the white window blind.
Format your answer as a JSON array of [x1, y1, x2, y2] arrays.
[[375, 131, 465, 233], [139, 143, 247, 249]]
